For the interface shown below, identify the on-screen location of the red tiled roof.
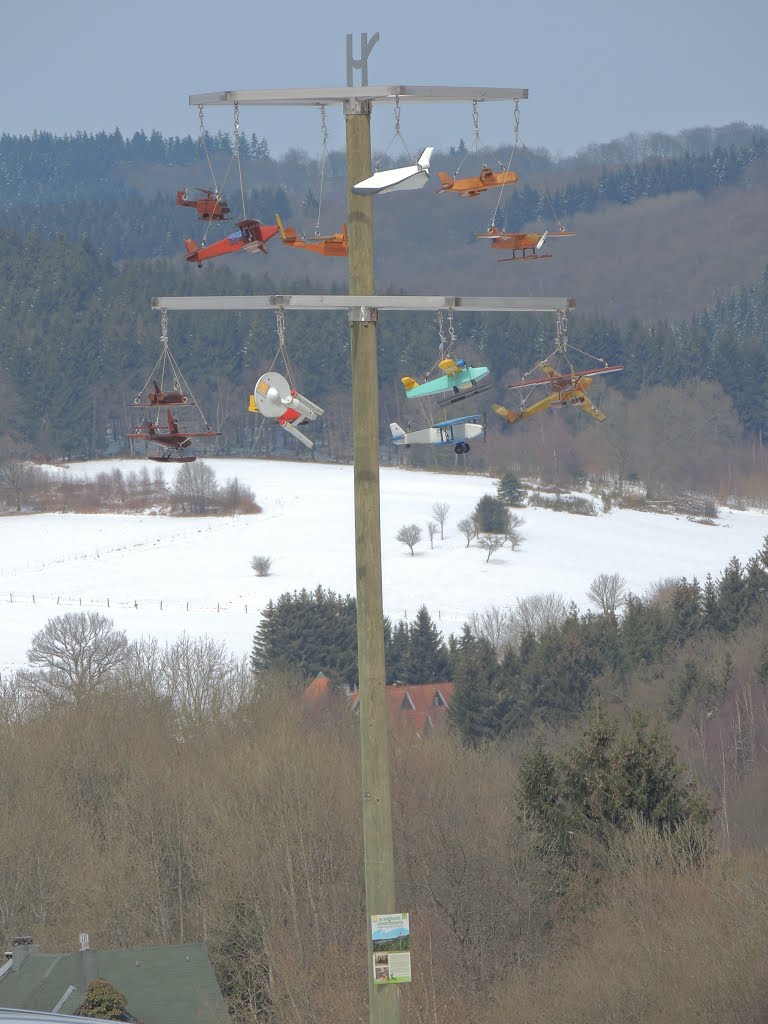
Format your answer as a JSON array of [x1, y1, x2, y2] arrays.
[[347, 682, 454, 738]]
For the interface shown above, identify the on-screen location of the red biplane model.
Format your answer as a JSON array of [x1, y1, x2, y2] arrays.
[[492, 363, 623, 424], [134, 379, 189, 407], [127, 409, 221, 462], [436, 166, 519, 198], [275, 214, 348, 257], [176, 188, 231, 221], [184, 219, 280, 267], [476, 226, 576, 261]]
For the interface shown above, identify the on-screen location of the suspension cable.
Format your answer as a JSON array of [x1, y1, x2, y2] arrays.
[[489, 98, 520, 230], [315, 105, 329, 237], [455, 100, 481, 176], [233, 101, 247, 220]]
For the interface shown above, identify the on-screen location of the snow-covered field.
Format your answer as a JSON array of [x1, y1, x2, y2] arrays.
[[1, 458, 766, 675]]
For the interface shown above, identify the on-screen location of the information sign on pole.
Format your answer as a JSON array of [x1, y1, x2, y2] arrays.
[[371, 913, 412, 985]]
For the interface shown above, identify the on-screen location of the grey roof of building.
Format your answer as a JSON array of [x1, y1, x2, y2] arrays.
[[0, 944, 227, 1024]]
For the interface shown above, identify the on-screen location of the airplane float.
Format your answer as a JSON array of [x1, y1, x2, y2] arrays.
[[353, 147, 434, 195], [184, 219, 280, 267], [390, 414, 485, 454], [476, 226, 576, 261], [248, 371, 324, 449], [436, 166, 519, 198], [127, 409, 221, 462], [492, 363, 624, 424], [401, 357, 492, 406], [275, 214, 348, 257], [176, 188, 231, 221]]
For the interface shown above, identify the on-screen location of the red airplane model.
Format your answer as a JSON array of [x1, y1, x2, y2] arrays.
[[127, 409, 221, 462], [133, 379, 189, 407], [184, 219, 280, 267], [176, 188, 231, 221], [476, 226, 576, 261], [492, 363, 623, 424]]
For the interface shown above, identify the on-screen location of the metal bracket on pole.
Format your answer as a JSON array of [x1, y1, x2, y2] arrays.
[[346, 32, 380, 87], [349, 306, 378, 324], [344, 97, 371, 117]]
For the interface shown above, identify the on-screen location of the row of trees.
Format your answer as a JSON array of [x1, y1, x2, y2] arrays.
[[450, 539, 768, 743]]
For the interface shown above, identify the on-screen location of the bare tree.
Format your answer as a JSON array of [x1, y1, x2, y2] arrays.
[[587, 572, 629, 615], [478, 534, 506, 563], [172, 461, 220, 514], [506, 520, 525, 550], [467, 605, 515, 655], [427, 521, 439, 549], [431, 501, 450, 540], [457, 516, 478, 548], [510, 593, 570, 646], [396, 523, 423, 556], [24, 612, 129, 706], [251, 555, 273, 576], [0, 445, 38, 512]]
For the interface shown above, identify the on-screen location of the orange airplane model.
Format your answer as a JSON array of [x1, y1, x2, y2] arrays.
[[436, 165, 519, 197], [275, 213, 348, 257], [476, 226, 576, 261], [492, 363, 623, 424], [184, 219, 279, 267]]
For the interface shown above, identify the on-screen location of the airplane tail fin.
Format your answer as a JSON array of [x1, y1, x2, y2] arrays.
[[184, 239, 199, 255], [418, 147, 434, 171], [436, 171, 454, 190], [177, 190, 188, 205], [492, 403, 521, 424], [390, 422, 406, 440], [536, 230, 549, 250], [401, 376, 419, 391], [275, 213, 297, 242]]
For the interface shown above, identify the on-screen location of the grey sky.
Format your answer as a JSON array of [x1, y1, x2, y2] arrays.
[[2, 0, 766, 157]]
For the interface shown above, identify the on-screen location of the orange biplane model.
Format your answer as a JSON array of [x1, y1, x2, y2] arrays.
[[437, 166, 519, 197], [184, 219, 279, 267], [275, 213, 348, 257], [176, 188, 231, 220], [492, 363, 623, 424], [477, 226, 576, 261], [127, 409, 221, 462]]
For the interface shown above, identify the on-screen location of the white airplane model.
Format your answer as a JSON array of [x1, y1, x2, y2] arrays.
[[353, 147, 434, 195], [390, 414, 485, 454], [248, 371, 324, 448]]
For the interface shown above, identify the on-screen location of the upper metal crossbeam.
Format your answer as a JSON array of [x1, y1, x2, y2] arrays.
[[152, 295, 573, 313], [189, 85, 528, 108]]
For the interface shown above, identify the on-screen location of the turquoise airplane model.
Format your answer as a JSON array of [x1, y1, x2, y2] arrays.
[[401, 357, 492, 407]]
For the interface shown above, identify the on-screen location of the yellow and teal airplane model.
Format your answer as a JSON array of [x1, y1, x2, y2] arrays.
[[401, 358, 491, 407]]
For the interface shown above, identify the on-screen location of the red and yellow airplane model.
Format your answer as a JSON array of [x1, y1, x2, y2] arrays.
[[492, 363, 623, 424], [275, 213, 348, 257], [176, 188, 231, 220], [184, 219, 279, 267], [437, 166, 519, 198], [127, 409, 221, 462], [476, 226, 576, 261]]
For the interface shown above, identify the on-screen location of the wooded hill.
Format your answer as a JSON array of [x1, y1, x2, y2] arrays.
[[1, 122, 767, 486]]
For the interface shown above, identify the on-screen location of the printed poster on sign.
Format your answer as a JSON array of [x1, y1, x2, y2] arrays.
[[371, 912, 411, 984]]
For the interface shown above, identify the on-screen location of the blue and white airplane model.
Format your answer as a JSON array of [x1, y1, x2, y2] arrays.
[[390, 414, 485, 454]]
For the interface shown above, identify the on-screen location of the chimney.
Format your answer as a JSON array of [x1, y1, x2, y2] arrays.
[[11, 937, 39, 972], [77, 933, 97, 992]]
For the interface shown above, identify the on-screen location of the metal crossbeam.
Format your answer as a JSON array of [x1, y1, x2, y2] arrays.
[[151, 294, 574, 312], [190, 85, 528, 107]]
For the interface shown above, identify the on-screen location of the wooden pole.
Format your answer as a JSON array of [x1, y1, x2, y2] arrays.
[[345, 98, 400, 1024]]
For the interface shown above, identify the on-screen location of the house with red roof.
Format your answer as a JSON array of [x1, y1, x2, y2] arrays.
[[303, 674, 453, 738]]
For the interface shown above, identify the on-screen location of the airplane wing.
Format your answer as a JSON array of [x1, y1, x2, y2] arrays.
[[437, 357, 461, 375], [507, 365, 623, 390], [433, 414, 483, 428]]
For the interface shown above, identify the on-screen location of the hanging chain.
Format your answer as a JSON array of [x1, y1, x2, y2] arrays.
[[233, 100, 247, 219], [315, 105, 329, 236], [472, 99, 481, 154], [447, 309, 457, 349], [513, 99, 520, 146], [276, 306, 294, 389], [394, 95, 401, 136], [555, 308, 569, 352], [160, 308, 169, 347], [437, 309, 447, 361]]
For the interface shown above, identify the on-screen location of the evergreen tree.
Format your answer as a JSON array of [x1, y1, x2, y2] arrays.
[[496, 470, 525, 506], [402, 606, 451, 683], [448, 630, 500, 745], [472, 494, 510, 534]]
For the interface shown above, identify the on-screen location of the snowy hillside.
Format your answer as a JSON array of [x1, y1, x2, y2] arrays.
[[1, 458, 767, 675]]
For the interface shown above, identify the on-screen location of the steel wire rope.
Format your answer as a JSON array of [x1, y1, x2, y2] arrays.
[[489, 99, 520, 230], [454, 100, 481, 177]]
